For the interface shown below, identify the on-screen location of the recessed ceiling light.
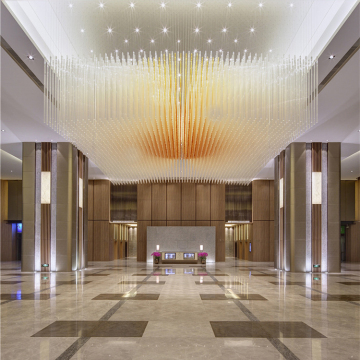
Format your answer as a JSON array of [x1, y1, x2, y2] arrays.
[[351, 170, 353, 173], [228, 2, 232, 7], [207, 39, 212, 43], [194, 49, 197, 53], [269, 49, 272, 52], [99, 2, 104, 8], [90, 50, 93, 53], [244, 49, 248, 52], [234, 39, 238, 43], [27, 55, 35, 60], [219, 49, 223, 52], [195, 27, 200, 33], [107, 27, 113, 33], [162, 27, 168, 33], [329, 55, 335, 59], [125, 39, 128, 43], [259, 3, 263, 7], [135, 27, 140, 33], [151, 39, 155, 43], [177, 39, 181, 43], [1, 129, 5, 132], [290, 3, 294, 7], [130, 2, 135, 8], [80, 29, 85, 33], [115, 49, 118, 52], [222, 27, 227, 33], [160, 2, 166, 8], [140, 49, 143, 52], [250, 27, 255, 33], [165, 49, 168, 52], [178, 73, 181, 77], [69, 3, 73, 8], [196, 2, 202, 8]]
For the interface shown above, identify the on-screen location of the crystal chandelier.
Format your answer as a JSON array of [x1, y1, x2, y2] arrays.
[[45, 51, 317, 184]]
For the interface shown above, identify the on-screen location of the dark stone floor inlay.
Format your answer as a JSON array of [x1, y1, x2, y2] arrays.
[[337, 282, 360, 285], [195, 281, 242, 285], [1, 294, 58, 300], [32, 321, 148, 337], [1, 274, 34, 276], [0, 281, 24, 284], [200, 294, 266, 300], [82, 274, 110, 277], [250, 274, 277, 277], [269, 281, 307, 285], [92, 294, 160, 300], [210, 321, 326, 338], [55, 280, 92, 285], [303, 294, 360, 301], [119, 281, 166, 285]]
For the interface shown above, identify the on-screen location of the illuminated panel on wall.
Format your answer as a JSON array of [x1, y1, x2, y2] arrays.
[[279, 178, 284, 208], [41, 171, 51, 204], [312, 172, 322, 204], [79, 178, 83, 208]]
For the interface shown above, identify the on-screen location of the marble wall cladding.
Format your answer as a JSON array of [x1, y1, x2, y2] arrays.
[[225, 227, 234, 257], [147, 226, 216, 262], [51, 143, 57, 272], [274, 155, 280, 269], [129, 227, 137, 257]]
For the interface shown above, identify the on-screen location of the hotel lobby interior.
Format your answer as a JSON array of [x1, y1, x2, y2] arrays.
[[1, 0, 360, 359]]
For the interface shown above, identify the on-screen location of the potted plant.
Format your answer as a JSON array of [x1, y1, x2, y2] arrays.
[[151, 252, 161, 264], [198, 252, 208, 264]]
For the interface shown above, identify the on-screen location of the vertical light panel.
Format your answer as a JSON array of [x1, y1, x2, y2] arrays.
[[79, 178, 83, 208], [41, 172, 51, 204], [279, 178, 284, 208], [305, 143, 312, 272], [50, 143, 57, 272], [321, 143, 328, 272], [34, 143, 41, 272], [312, 172, 322, 204]]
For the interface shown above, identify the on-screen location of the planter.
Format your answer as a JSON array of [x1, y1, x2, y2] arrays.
[[201, 258, 206, 264], [154, 258, 159, 264]]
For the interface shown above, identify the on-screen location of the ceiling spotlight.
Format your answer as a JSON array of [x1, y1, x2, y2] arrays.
[[90, 50, 93, 53], [219, 49, 223, 52], [234, 39, 238, 43], [107, 27, 113, 33], [151, 39, 155, 43], [99, 2, 104, 8], [195, 27, 200, 33], [1, 129, 5, 132], [351, 170, 354, 173], [196, 2, 202, 8], [250, 27, 255, 33], [207, 39, 212, 43], [222, 27, 227, 33], [135, 27, 140, 33], [130, 2, 135, 8], [244, 49, 248, 52], [115, 49, 118, 52], [290, 3, 294, 7], [269, 49, 272, 52], [259, 3, 263, 7], [194, 49, 197, 53], [178, 73, 181, 77], [228, 2, 232, 7], [160, 2, 166, 8], [125, 39, 128, 43], [80, 29, 85, 33], [140, 49, 143, 52], [177, 39, 181, 43], [69, 3, 73, 8], [27, 55, 35, 60], [162, 27, 168, 33], [329, 55, 335, 59]]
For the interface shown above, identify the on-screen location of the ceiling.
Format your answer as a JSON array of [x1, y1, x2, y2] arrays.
[[1, 1, 359, 181]]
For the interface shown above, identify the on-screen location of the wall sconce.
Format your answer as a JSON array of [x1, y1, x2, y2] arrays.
[[41, 171, 51, 204], [279, 178, 283, 208], [79, 178, 83, 208], [156, 245, 160, 251], [312, 172, 322, 204], [200, 245, 203, 251]]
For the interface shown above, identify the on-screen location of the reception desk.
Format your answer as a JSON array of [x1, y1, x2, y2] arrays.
[[159, 252, 200, 264]]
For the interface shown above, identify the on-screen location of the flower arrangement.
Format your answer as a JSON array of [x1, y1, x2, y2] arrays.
[[198, 252, 208, 261], [151, 252, 161, 260]]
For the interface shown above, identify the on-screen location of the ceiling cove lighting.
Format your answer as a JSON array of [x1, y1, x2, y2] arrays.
[[44, 51, 318, 184]]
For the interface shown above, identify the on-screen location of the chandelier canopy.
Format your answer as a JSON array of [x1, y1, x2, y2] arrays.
[[45, 51, 317, 184]]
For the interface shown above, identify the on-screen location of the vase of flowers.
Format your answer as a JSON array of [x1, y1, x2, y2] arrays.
[[198, 252, 208, 264], [151, 252, 161, 264]]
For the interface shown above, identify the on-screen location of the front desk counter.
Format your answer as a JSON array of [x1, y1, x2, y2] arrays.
[[158, 252, 203, 264]]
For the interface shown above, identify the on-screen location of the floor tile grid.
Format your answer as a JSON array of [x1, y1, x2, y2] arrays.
[[54, 266, 160, 360], [206, 269, 301, 360]]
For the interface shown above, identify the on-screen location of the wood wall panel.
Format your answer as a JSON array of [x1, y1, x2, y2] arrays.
[[346, 222, 360, 262], [252, 180, 270, 221], [195, 184, 211, 220], [181, 183, 195, 220], [88, 221, 94, 261], [93, 221, 110, 261], [269, 221, 274, 261], [182, 221, 195, 226], [252, 221, 270, 262], [137, 221, 151, 261], [167, 183, 181, 220], [211, 184, 225, 221], [152, 221, 166, 226], [88, 180, 94, 220], [93, 180, 110, 221], [137, 184, 152, 220], [341, 180, 356, 222], [167, 221, 181, 226], [211, 220, 225, 261], [269, 182, 274, 221], [151, 183, 167, 220], [196, 221, 211, 226]]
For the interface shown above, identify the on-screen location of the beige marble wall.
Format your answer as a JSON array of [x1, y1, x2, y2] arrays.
[[225, 227, 234, 257]]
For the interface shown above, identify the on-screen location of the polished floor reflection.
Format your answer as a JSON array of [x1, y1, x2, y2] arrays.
[[1, 259, 360, 359]]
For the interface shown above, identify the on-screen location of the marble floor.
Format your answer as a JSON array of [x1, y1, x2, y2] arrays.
[[1, 258, 360, 359]]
